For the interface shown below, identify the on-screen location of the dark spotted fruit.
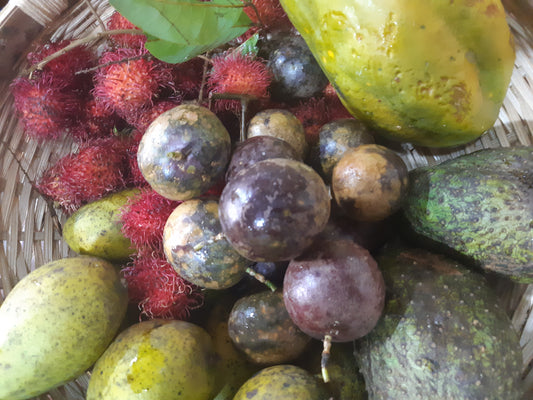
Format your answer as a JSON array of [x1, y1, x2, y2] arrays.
[[219, 157, 331, 262], [137, 104, 231, 201], [163, 199, 252, 289], [228, 290, 311, 364]]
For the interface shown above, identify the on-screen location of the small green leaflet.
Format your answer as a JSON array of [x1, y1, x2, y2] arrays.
[[109, 0, 252, 63]]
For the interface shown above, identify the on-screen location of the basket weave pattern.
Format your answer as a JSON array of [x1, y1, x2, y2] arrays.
[[0, 0, 532, 398]]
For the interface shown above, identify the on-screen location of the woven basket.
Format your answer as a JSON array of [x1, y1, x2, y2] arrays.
[[0, 0, 532, 398]]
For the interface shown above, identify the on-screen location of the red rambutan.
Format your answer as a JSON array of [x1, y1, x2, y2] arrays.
[[92, 47, 175, 118], [323, 83, 354, 121], [122, 251, 204, 320], [10, 73, 83, 141], [123, 98, 181, 133], [36, 136, 130, 214], [27, 40, 96, 91], [106, 10, 147, 48], [290, 96, 331, 145], [172, 58, 205, 100], [124, 130, 149, 187], [120, 188, 181, 251], [69, 97, 125, 142], [208, 52, 272, 112], [243, 0, 292, 30]]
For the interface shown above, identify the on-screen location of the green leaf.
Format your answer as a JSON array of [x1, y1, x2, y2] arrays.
[[109, 0, 251, 63], [234, 32, 259, 56]]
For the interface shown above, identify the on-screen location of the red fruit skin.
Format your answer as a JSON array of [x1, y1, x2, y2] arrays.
[[243, 0, 292, 30], [122, 98, 181, 134], [323, 83, 353, 121], [122, 251, 204, 320], [27, 40, 96, 92], [172, 58, 205, 100], [70, 98, 125, 142], [290, 97, 331, 145], [283, 239, 385, 342], [208, 53, 272, 112], [92, 47, 175, 118], [106, 11, 147, 48], [10, 73, 83, 140], [120, 188, 181, 251], [125, 130, 149, 187], [36, 136, 129, 214]]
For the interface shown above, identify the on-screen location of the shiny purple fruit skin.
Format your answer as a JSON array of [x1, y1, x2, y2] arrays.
[[218, 158, 331, 262], [283, 239, 385, 342]]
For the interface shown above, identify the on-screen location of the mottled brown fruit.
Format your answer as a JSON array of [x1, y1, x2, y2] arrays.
[[247, 109, 308, 160], [137, 104, 231, 201], [228, 290, 311, 364], [308, 118, 375, 183], [332, 144, 408, 222], [163, 199, 252, 289], [233, 364, 327, 400]]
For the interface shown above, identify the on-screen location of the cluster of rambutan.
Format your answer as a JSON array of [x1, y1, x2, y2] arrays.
[[10, 1, 352, 321]]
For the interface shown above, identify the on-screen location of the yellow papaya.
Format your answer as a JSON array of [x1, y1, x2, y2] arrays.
[[279, 0, 516, 147]]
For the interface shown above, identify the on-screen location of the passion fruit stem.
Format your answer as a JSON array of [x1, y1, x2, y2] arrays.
[[245, 267, 277, 292], [321, 334, 332, 383]]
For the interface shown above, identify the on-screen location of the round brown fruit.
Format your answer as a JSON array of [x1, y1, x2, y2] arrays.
[[163, 199, 252, 289], [137, 104, 231, 201], [331, 144, 409, 222], [246, 109, 307, 160], [283, 239, 385, 342], [308, 118, 375, 183], [218, 158, 331, 262], [227, 290, 311, 365]]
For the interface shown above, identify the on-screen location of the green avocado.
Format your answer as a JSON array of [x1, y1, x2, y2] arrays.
[[355, 246, 525, 399], [0, 256, 128, 400], [63, 188, 141, 261], [401, 147, 533, 282], [279, 0, 515, 147]]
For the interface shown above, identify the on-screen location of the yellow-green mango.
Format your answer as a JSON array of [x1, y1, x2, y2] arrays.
[[279, 0, 516, 147], [63, 188, 140, 261], [86, 319, 218, 400], [0, 256, 128, 400]]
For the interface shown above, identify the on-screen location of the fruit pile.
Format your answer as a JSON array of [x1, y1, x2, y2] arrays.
[[1, 1, 531, 399]]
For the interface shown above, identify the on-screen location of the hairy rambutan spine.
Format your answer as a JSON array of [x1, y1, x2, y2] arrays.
[[36, 136, 130, 213], [122, 251, 204, 320], [243, 0, 292, 30], [120, 188, 181, 252], [106, 11, 147, 48], [92, 47, 175, 118], [10, 73, 83, 141], [208, 52, 272, 112]]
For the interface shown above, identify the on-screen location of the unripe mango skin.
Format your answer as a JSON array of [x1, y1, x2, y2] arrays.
[[0, 256, 128, 400], [279, 0, 516, 147], [87, 319, 218, 400], [63, 188, 140, 261]]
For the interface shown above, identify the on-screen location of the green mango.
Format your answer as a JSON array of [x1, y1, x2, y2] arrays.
[[63, 188, 140, 261], [233, 364, 328, 400], [86, 319, 218, 400], [279, 0, 515, 147], [0, 256, 128, 400], [402, 147, 533, 282]]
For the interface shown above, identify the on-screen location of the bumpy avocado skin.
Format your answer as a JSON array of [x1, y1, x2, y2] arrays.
[[355, 246, 524, 400], [63, 188, 141, 261], [279, 0, 515, 147], [0, 256, 128, 400], [402, 147, 533, 281]]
